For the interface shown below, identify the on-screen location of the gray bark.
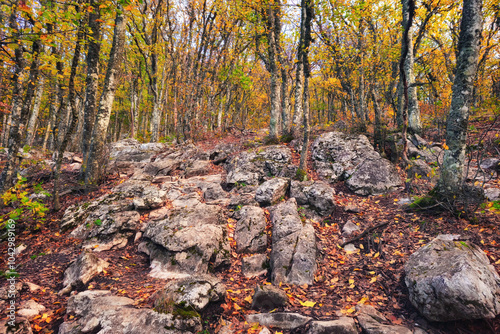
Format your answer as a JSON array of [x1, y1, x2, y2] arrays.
[[25, 77, 44, 147], [438, 0, 483, 196], [85, 6, 126, 186]]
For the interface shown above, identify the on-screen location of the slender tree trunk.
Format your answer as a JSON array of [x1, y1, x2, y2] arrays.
[[298, 0, 313, 177], [42, 89, 57, 151], [372, 87, 383, 152], [438, 0, 483, 197], [25, 77, 44, 146], [291, 58, 304, 139], [53, 15, 83, 211], [280, 67, 290, 135], [82, 0, 101, 175], [402, 0, 422, 134], [85, 6, 126, 186]]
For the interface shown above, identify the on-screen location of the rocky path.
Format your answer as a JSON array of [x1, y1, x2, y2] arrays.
[[1, 131, 500, 334]]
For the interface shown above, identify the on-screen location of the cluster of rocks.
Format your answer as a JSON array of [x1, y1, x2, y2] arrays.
[[52, 134, 500, 334]]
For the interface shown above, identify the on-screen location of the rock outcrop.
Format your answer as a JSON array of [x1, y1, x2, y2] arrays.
[[59, 252, 109, 295], [290, 180, 335, 216], [234, 206, 267, 254], [312, 132, 402, 195]]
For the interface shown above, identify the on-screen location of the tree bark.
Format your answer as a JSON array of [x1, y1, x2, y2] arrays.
[[25, 77, 44, 147], [438, 0, 483, 197], [85, 5, 126, 186], [82, 0, 101, 174], [401, 0, 421, 134]]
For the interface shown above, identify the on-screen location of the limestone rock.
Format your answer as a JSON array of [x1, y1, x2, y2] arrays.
[[269, 199, 316, 285], [307, 318, 359, 334], [290, 180, 335, 216], [226, 146, 292, 186], [245, 313, 312, 330], [242, 254, 268, 278], [355, 305, 411, 334], [234, 206, 267, 254], [17, 300, 46, 320], [59, 290, 201, 334], [140, 203, 230, 279], [255, 177, 289, 205], [59, 252, 109, 295], [251, 285, 288, 311], [405, 235, 500, 321], [154, 275, 226, 312], [312, 132, 402, 195]]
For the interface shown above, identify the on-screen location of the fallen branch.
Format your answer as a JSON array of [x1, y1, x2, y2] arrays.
[[340, 221, 390, 247]]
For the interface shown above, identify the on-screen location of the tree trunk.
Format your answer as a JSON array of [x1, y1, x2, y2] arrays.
[[291, 56, 304, 139], [402, 0, 421, 134], [298, 0, 314, 177], [85, 5, 126, 186], [82, 0, 101, 174], [372, 87, 383, 152], [438, 0, 483, 197], [25, 77, 44, 147]]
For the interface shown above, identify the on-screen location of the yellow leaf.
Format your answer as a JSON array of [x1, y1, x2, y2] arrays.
[[348, 278, 354, 284], [299, 300, 316, 307], [244, 295, 252, 303], [370, 277, 377, 283], [373, 252, 380, 258], [233, 303, 242, 310]]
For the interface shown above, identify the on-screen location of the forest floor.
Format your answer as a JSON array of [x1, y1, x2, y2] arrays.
[[1, 121, 499, 334]]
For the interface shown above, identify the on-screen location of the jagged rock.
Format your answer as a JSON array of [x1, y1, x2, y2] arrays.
[[229, 188, 259, 209], [251, 285, 288, 311], [312, 132, 402, 195], [59, 252, 109, 295], [290, 180, 335, 216], [24, 282, 42, 293], [356, 304, 411, 334], [109, 139, 167, 162], [269, 199, 316, 285], [344, 205, 361, 213], [405, 235, 500, 321], [226, 146, 292, 186], [242, 254, 268, 278], [140, 203, 230, 279], [17, 300, 46, 320], [343, 244, 358, 253], [234, 206, 267, 254], [184, 160, 212, 178], [58, 290, 201, 334], [144, 159, 182, 177], [255, 177, 289, 205], [245, 313, 312, 330], [154, 275, 226, 312], [0, 317, 32, 334], [345, 158, 402, 196], [307, 317, 359, 334], [209, 143, 238, 164]]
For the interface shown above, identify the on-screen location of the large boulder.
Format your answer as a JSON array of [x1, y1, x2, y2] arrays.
[[109, 138, 167, 162], [58, 290, 201, 334], [405, 235, 500, 321], [251, 285, 288, 311], [234, 206, 267, 254], [59, 252, 109, 295], [312, 132, 402, 195], [226, 146, 292, 186], [269, 199, 316, 285], [255, 177, 289, 205], [290, 180, 335, 216], [140, 203, 230, 279], [356, 304, 411, 334], [245, 313, 312, 330], [307, 318, 359, 334]]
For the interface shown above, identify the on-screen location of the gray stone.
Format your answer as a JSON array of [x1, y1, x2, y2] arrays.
[[405, 235, 500, 321], [242, 254, 268, 278], [251, 285, 288, 311], [245, 313, 312, 330], [154, 275, 226, 312], [184, 160, 212, 178], [234, 206, 267, 254], [343, 244, 358, 253], [255, 177, 289, 205], [58, 290, 201, 334], [270, 199, 316, 285], [484, 187, 500, 201], [307, 318, 359, 334], [480, 158, 500, 176], [17, 300, 46, 320], [59, 252, 109, 295], [312, 132, 402, 195], [226, 146, 292, 186], [141, 203, 230, 279], [407, 159, 434, 181], [342, 221, 360, 236], [209, 143, 237, 164], [357, 313, 411, 334], [109, 138, 167, 162], [345, 158, 402, 196], [290, 181, 335, 216]]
